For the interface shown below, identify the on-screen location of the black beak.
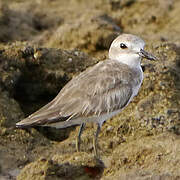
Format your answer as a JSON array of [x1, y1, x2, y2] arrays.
[[139, 49, 157, 61]]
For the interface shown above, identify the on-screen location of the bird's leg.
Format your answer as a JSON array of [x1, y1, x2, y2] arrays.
[[93, 123, 101, 157], [76, 123, 86, 152]]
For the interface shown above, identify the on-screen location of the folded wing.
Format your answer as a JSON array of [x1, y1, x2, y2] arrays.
[[16, 60, 134, 127]]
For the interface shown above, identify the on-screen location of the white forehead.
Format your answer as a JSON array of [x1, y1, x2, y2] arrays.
[[111, 34, 145, 50]]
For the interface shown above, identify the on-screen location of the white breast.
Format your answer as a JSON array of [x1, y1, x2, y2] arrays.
[[130, 65, 143, 102]]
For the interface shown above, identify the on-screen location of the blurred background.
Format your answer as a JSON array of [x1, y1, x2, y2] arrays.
[[0, 0, 179, 56]]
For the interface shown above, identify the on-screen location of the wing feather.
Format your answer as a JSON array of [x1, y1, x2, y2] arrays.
[[16, 60, 135, 127]]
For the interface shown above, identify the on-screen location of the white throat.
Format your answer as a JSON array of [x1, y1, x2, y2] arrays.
[[109, 53, 142, 69]]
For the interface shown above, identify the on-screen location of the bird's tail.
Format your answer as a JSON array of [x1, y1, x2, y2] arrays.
[[16, 118, 36, 128], [16, 107, 81, 129], [16, 106, 69, 128], [16, 116, 81, 129]]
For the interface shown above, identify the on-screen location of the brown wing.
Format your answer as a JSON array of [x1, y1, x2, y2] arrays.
[[16, 60, 134, 127]]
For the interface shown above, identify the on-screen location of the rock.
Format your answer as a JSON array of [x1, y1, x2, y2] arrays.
[[45, 13, 121, 55], [17, 153, 104, 180], [0, 0, 180, 179], [0, 42, 97, 116], [0, 91, 23, 127], [102, 133, 180, 179]]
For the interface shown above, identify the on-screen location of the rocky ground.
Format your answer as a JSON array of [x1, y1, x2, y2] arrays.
[[0, 0, 180, 179]]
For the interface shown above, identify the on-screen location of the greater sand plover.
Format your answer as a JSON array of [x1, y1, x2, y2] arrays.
[[16, 34, 156, 156]]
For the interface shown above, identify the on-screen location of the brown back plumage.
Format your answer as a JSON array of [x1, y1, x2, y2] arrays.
[[16, 59, 141, 127]]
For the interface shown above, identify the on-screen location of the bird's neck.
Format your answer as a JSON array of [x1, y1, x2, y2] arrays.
[[110, 53, 142, 70]]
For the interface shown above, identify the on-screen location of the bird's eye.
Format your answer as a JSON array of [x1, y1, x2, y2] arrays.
[[120, 43, 127, 49]]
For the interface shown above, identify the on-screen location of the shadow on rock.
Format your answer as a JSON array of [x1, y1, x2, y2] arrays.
[[0, 43, 97, 140], [34, 126, 77, 141], [17, 153, 105, 180]]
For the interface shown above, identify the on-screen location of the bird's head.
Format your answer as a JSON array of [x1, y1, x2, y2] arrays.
[[109, 34, 156, 68]]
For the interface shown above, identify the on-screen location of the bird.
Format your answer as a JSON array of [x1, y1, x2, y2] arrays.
[[16, 34, 156, 156]]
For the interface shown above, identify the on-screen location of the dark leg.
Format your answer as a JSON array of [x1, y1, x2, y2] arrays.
[[93, 123, 101, 157], [76, 123, 86, 152]]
